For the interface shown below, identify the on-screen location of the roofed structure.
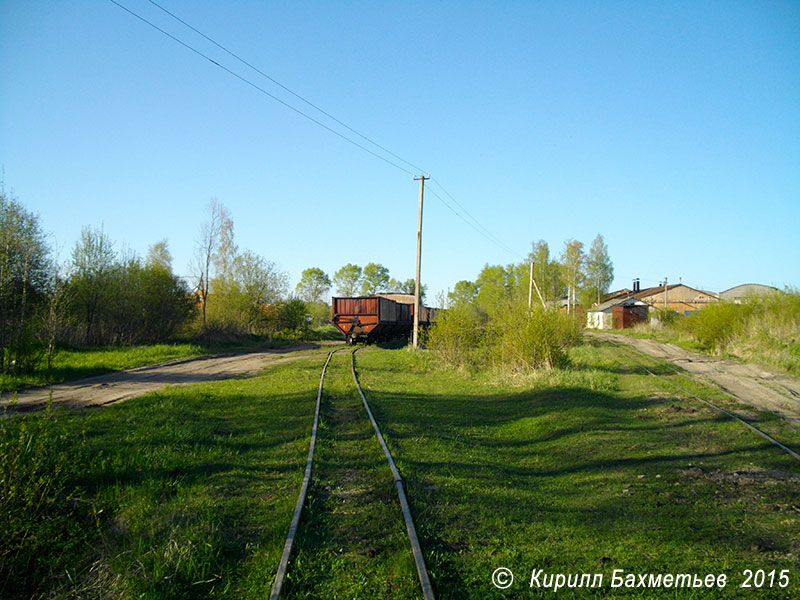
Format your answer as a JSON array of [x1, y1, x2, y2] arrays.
[[719, 284, 778, 302]]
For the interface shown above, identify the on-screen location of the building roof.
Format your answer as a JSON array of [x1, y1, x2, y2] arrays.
[[603, 288, 632, 302], [633, 283, 717, 300], [588, 296, 648, 313], [376, 293, 416, 304], [719, 283, 778, 299]]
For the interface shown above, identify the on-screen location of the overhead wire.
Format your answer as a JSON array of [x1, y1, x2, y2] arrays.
[[429, 177, 525, 260], [144, 0, 427, 176], [425, 187, 524, 260], [107, 0, 416, 176], [107, 0, 525, 261]]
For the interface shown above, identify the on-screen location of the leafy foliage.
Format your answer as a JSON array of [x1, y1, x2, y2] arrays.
[[0, 193, 50, 373], [296, 267, 331, 303], [332, 263, 362, 296], [582, 233, 614, 306], [492, 303, 582, 370], [428, 299, 581, 372], [360, 262, 390, 295]]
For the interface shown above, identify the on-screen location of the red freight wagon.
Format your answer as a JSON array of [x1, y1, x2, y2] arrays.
[[331, 294, 434, 344]]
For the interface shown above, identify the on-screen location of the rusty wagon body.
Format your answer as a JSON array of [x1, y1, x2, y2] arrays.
[[331, 294, 434, 344]]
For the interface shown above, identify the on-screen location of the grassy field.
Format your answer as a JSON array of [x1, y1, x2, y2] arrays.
[[1, 340, 798, 599], [0, 337, 312, 393]]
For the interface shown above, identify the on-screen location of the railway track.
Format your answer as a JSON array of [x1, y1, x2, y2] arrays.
[[604, 339, 800, 463], [269, 348, 435, 600]]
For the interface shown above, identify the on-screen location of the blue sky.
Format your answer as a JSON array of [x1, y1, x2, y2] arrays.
[[1, 0, 798, 302]]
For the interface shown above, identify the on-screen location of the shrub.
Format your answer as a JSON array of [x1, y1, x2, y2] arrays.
[[427, 302, 581, 372], [426, 304, 488, 369], [493, 303, 582, 371], [681, 301, 753, 352]]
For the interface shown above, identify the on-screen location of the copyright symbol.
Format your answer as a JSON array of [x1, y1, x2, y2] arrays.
[[492, 567, 514, 589]]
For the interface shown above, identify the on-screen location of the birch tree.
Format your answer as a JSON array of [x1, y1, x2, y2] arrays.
[[560, 239, 585, 314], [193, 198, 229, 328], [583, 234, 614, 305]]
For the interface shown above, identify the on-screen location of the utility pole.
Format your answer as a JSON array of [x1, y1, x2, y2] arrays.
[[528, 261, 546, 309], [412, 174, 429, 349], [597, 274, 601, 305], [664, 277, 668, 310], [528, 261, 534, 309]]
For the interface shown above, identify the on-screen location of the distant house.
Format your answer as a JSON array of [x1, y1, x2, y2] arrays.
[[634, 284, 718, 315], [587, 296, 648, 329], [719, 283, 778, 303]]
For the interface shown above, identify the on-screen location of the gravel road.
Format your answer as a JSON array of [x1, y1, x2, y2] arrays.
[[1, 343, 333, 412], [589, 332, 800, 423]]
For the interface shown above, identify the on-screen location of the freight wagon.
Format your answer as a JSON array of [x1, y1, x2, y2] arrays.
[[331, 294, 434, 344]]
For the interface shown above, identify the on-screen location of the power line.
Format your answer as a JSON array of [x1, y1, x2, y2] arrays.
[[145, 0, 427, 176], [429, 177, 524, 260], [107, 0, 416, 176], [107, 0, 526, 262], [426, 186, 523, 260]]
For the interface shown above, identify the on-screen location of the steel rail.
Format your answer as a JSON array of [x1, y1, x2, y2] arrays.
[[608, 340, 800, 463], [269, 349, 336, 600], [350, 349, 436, 600]]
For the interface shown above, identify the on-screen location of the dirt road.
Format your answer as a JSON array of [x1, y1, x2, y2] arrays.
[[1, 343, 335, 412], [590, 332, 800, 423]]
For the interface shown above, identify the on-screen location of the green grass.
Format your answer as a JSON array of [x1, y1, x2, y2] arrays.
[[0, 353, 330, 599], [0, 337, 303, 393], [354, 343, 800, 599], [1, 340, 798, 598], [283, 352, 419, 599]]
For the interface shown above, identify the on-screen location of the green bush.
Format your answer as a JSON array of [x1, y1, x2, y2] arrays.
[[681, 301, 753, 352], [427, 302, 581, 372], [493, 303, 582, 370], [426, 304, 488, 369]]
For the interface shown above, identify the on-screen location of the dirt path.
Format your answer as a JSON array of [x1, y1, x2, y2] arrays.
[[589, 332, 800, 423], [1, 343, 338, 412]]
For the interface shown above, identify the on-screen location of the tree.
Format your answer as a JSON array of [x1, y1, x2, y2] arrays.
[[213, 209, 236, 283], [234, 250, 288, 306], [474, 263, 514, 317], [0, 193, 50, 373], [360, 262, 390, 295], [528, 240, 565, 302], [40, 262, 72, 369], [69, 226, 115, 344], [332, 263, 362, 296], [388, 277, 427, 301], [192, 198, 229, 328], [448, 280, 478, 307], [583, 234, 614, 306], [208, 249, 289, 334], [296, 267, 331, 303], [146, 239, 172, 271], [560, 239, 585, 314]]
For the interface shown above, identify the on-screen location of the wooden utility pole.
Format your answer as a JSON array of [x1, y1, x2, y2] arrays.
[[664, 277, 668, 309], [528, 261, 534, 309], [412, 175, 429, 348], [528, 261, 546, 310]]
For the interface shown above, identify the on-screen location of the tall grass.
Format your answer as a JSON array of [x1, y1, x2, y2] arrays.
[[722, 289, 800, 373], [0, 400, 94, 597], [630, 289, 800, 374]]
